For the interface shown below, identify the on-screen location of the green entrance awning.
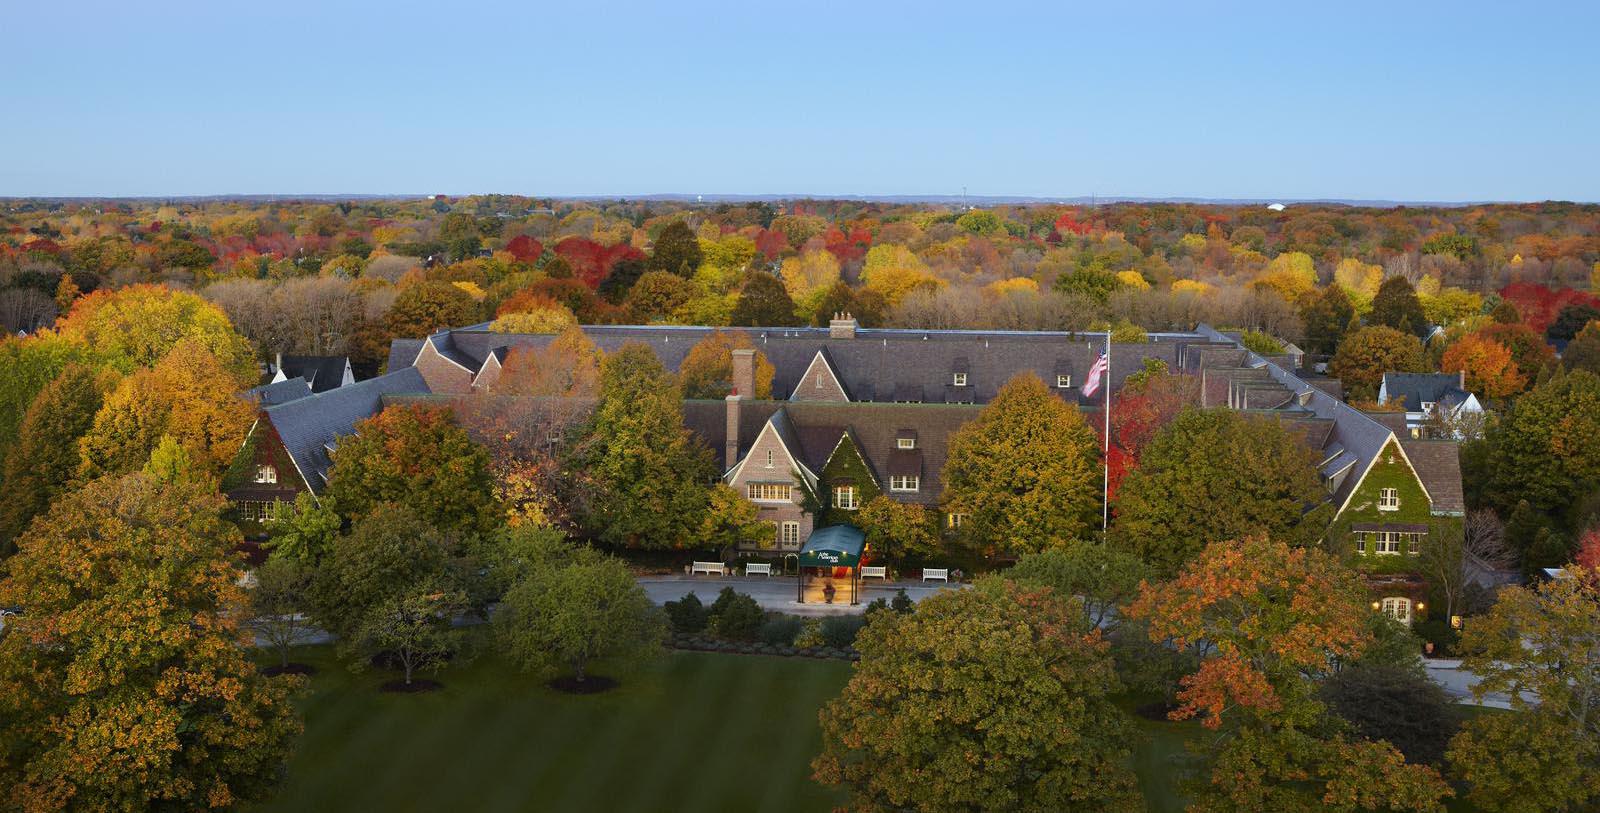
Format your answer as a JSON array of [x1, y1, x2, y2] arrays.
[[799, 524, 866, 568]]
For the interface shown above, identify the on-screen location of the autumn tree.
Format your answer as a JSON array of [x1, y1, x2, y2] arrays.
[[250, 556, 314, 671], [779, 250, 842, 321], [1480, 370, 1600, 526], [1114, 408, 1329, 576], [729, 270, 801, 326], [677, 329, 775, 398], [78, 338, 256, 479], [1329, 325, 1429, 400], [1478, 322, 1556, 384], [1320, 665, 1459, 766], [1006, 540, 1151, 632], [1369, 275, 1430, 337], [941, 374, 1102, 556], [1127, 536, 1452, 812], [567, 342, 714, 548], [646, 220, 703, 277], [0, 332, 94, 475], [1561, 320, 1600, 376], [1446, 568, 1600, 812], [855, 495, 941, 563], [0, 363, 111, 554], [495, 324, 602, 398], [385, 280, 478, 338], [263, 491, 342, 566], [699, 483, 773, 550], [1440, 333, 1523, 399], [55, 283, 256, 379], [813, 579, 1144, 813], [1300, 284, 1358, 355], [494, 546, 664, 684], [625, 270, 697, 321], [324, 403, 501, 537], [0, 471, 302, 811]]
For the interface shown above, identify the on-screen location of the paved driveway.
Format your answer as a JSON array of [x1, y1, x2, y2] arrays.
[[637, 575, 960, 616]]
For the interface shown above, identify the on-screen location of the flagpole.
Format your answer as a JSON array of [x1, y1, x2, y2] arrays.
[[1102, 329, 1111, 533]]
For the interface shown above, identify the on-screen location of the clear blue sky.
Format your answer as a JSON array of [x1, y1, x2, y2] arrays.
[[5, 1, 1597, 201]]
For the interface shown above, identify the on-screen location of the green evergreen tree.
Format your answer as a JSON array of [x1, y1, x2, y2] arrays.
[[1370, 275, 1430, 337], [646, 221, 703, 277], [729, 271, 801, 326], [0, 364, 107, 555], [1299, 284, 1357, 355]]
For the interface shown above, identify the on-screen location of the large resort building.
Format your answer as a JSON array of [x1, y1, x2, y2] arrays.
[[227, 316, 1464, 626]]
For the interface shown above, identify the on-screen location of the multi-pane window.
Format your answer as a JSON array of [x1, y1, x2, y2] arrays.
[[253, 464, 277, 484], [896, 437, 916, 450], [747, 483, 792, 502], [765, 450, 774, 468], [236, 501, 280, 523], [1355, 530, 1425, 555], [947, 512, 968, 528], [1378, 488, 1400, 511], [1375, 531, 1402, 554], [834, 485, 858, 510], [952, 372, 968, 386], [780, 521, 800, 548], [1056, 374, 1071, 388], [889, 475, 920, 492], [1380, 597, 1413, 624]]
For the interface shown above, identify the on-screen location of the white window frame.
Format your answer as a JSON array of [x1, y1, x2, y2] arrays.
[[1378, 488, 1400, 511], [747, 483, 792, 502], [833, 485, 858, 510], [896, 437, 916, 450], [238, 500, 280, 523], [952, 372, 968, 387], [1380, 597, 1412, 624], [947, 512, 968, 529], [253, 464, 277, 484], [1375, 531, 1402, 555], [1056, 374, 1071, 388], [889, 475, 920, 492], [779, 521, 800, 548]]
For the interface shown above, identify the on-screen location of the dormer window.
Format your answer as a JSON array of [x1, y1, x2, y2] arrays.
[[1056, 374, 1072, 388], [896, 437, 916, 450], [952, 372, 968, 387], [1378, 488, 1399, 511], [1420, 401, 1435, 413], [253, 465, 277, 484]]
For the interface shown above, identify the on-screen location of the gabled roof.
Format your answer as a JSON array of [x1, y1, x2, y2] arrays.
[[276, 355, 350, 393], [263, 367, 430, 495], [247, 377, 313, 406], [1400, 439, 1466, 515], [1381, 373, 1470, 411], [387, 339, 424, 372]]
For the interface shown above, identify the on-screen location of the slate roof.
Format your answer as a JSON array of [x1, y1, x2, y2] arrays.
[[1382, 373, 1470, 411], [387, 339, 424, 372], [263, 367, 429, 494], [1400, 440, 1466, 515], [246, 377, 313, 406], [403, 324, 1207, 406], [276, 355, 349, 393]]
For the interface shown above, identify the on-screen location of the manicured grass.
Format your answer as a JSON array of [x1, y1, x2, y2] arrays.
[[252, 645, 852, 813]]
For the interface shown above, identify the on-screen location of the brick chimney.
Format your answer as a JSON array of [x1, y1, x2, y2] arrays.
[[1458, 368, 1466, 389], [726, 349, 755, 470], [829, 312, 857, 339]]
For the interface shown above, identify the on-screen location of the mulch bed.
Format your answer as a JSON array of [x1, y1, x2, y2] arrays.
[[547, 675, 619, 695], [1135, 701, 1181, 722], [261, 663, 317, 677], [381, 679, 443, 693]]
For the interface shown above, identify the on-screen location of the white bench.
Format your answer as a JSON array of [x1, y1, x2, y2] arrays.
[[922, 568, 949, 583], [745, 563, 773, 577], [690, 561, 727, 576], [860, 566, 889, 580]]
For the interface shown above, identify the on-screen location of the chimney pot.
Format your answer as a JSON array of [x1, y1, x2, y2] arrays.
[[829, 313, 858, 340]]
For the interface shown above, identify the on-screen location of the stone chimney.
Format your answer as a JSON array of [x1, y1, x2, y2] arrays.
[[829, 312, 857, 340], [726, 349, 755, 470], [1458, 369, 1466, 389]]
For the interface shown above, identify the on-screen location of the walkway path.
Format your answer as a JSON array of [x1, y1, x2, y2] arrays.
[[636, 574, 961, 616]]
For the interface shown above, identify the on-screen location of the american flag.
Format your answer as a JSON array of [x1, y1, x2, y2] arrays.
[[1080, 352, 1110, 398]]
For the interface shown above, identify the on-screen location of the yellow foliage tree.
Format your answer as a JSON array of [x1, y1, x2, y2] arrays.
[[490, 304, 578, 334], [1172, 279, 1215, 296], [985, 277, 1040, 297], [1115, 270, 1152, 291], [1334, 258, 1385, 313], [860, 244, 943, 306], [779, 251, 841, 321], [1253, 252, 1317, 302], [56, 284, 256, 383]]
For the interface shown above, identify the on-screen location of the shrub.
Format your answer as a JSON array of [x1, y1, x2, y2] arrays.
[[794, 618, 825, 648], [890, 589, 915, 614], [863, 597, 890, 618], [820, 615, 867, 649], [1240, 329, 1285, 355], [759, 616, 802, 647], [1320, 665, 1460, 766], [664, 592, 708, 634], [709, 588, 765, 642]]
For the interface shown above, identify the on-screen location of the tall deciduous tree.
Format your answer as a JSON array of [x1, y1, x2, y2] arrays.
[[813, 579, 1144, 813], [0, 363, 111, 554], [495, 546, 664, 684], [1329, 325, 1428, 400], [0, 471, 302, 811], [324, 404, 501, 537], [1007, 541, 1151, 632], [55, 283, 256, 380], [1369, 276, 1430, 337], [941, 374, 1102, 556], [1445, 567, 1600, 813], [677, 329, 775, 398], [1114, 408, 1329, 576], [646, 220, 703, 277], [385, 281, 478, 339], [856, 495, 941, 563], [1128, 536, 1451, 812], [1440, 333, 1523, 398], [0, 331, 95, 477], [568, 342, 713, 548], [1481, 370, 1600, 524], [729, 271, 802, 327]]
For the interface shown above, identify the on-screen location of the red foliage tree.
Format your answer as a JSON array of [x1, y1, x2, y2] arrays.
[[1499, 283, 1600, 336], [753, 228, 789, 260], [1576, 527, 1600, 571], [504, 235, 543, 263]]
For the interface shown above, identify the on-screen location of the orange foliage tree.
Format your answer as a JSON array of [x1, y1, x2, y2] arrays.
[[1440, 333, 1523, 399], [1127, 535, 1452, 811]]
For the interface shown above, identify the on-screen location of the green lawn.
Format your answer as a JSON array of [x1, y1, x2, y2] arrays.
[[253, 646, 852, 813]]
